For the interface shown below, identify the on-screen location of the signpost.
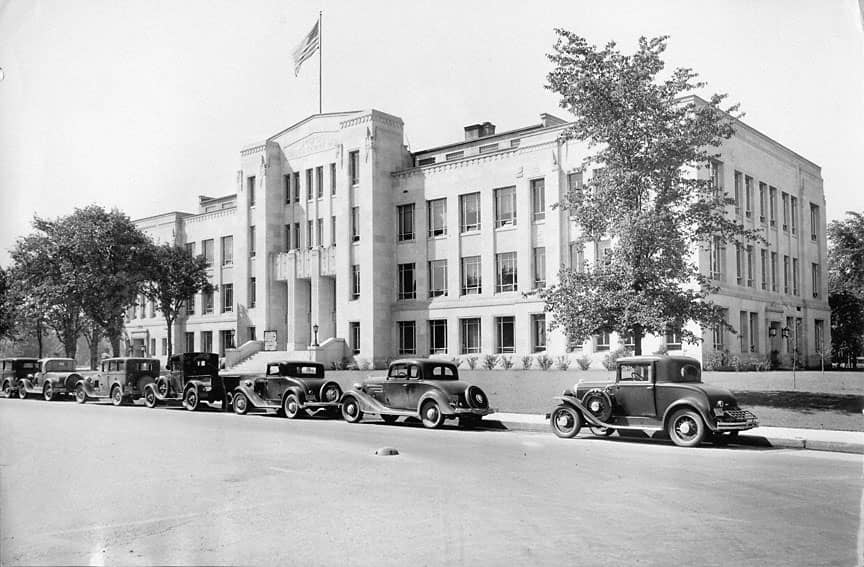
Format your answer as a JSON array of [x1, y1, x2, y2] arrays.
[[263, 330, 277, 352]]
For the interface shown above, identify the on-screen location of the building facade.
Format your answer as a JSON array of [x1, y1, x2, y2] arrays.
[[126, 99, 830, 369]]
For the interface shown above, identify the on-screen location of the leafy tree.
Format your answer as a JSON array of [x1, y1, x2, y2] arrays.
[[141, 244, 212, 359], [828, 211, 864, 367], [0, 266, 14, 341], [541, 32, 757, 354]]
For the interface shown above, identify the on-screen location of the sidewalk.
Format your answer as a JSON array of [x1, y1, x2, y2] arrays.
[[487, 412, 864, 454]]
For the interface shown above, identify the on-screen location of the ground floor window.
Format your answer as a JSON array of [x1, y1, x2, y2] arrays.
[[248, 326, 256, 342], [814, 319, 824, 354], [665, 328, 682, 351], [531, 314, 546, 352], [460, 318, 481, 354], [429, 320, 447, 354], [398, 321, 416, 355], [595, 331, 610, 351], [201, 331, 213, 353], [350, 322, 360, 354], [185, 332, 194, 353], [496, 316, 515, 353], [161, 338, 168, 356], [220, 330, 235, 356]]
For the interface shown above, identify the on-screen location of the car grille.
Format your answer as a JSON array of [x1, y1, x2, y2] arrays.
[[722, 409, 757, 422]]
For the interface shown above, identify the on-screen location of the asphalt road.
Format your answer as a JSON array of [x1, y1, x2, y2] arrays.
[[0, 398, 861, 567]]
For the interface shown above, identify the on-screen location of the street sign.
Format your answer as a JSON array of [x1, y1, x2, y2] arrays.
[[263, 330, 277, 351]]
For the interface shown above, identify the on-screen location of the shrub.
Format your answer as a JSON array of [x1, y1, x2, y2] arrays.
[[536, 353, 554, 370], [330, 356, 351, 370], [451, 357, 464, 368], [729, 355, 743, 372], [654, 343, 669, 356], [500, 356, 514, 369], [465, 355, 478, 369], [575, 355, 592, 370], [482, 354, 499, 370], [520, 355, 534, 370], [555, 355, 571, 370], [356, 358, 374, 371], [602, 347, 631, 371], [753, 355, 770, 372]]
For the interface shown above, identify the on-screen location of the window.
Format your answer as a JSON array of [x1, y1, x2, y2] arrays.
[[533, 247, 546, 289], [510, 139, 521, 148], [248, 176, 256, 207], [397, 263, 416, 300], [248, 277, 256, 308], [248, 327, 256, 341], [220, 330, 235, 356], [595, 331, 610, 351], [351, 265, 360, 300], [783, 255, 790, 294], [810, 204, 819, 241], [222, 283, 233, 313], [494, 186, 516, 227], [201, 331, 213, 353], [307, 220, 314, 249], [316, 166, 323, 199], [769, 186, 777, 226], [397, 204, 415, 241], [733, 171, 742, 213], [351, 207, 360, 242], [812, 263, 821, 298], [735, 243, 743, 285], [532, 314, 546, 353], [790, 196, 798, 235], [771, 252, 778, 292], [568, 171, 583, 195], [293, 171, 300, 202], [293, 223, 301, 250], [221, 236, 233, 266], [429, 260, 447, 297], [349, 150, 360, 186], [569, 243, 585, 273], [746, 245, 754, 287], [284, 224, 291, 252], [418, 157, 436, 166], [782, 192, 789, 230], [203, 290, 214, 314], [185, 295, 195, 316], [427, 198, 447, 237], [460, 318, 481, 354], [284, 174, 291, 204], [760, 249, 768, 290], [479, 143, 498, 154], [349, 322, 360, 354], [814, 319, 825, 354], [531, 178, 545, 221], [461, 256, 481, 295], [792, 258, 799, 296], [185, 332, 195, 353], [429, 320, 448, 354], [710, 237, 725, 280], [202, 239, 214, 267], [330, 163, 336, 195], [306, 168, 313, 200], [316, 219, 323, 249], [496, 252, 517, 292], [709, 161, 722, 196], [712, 309, 727, 351], [749, 312, 759, 353], [460, 192, 480, 232], [665, 328, 682, 350], [398, 321, 416, 355], [496, 316, 515, 353], [149, 300, 155, 318], [331, 216, 336, 246], [744, 175, 753, 217], [739, 311, 748, 353], [758, 182, 767, 222], [185, 242, 195, 256], [445, 151, 464, 161], [249, 226, 256, 257]]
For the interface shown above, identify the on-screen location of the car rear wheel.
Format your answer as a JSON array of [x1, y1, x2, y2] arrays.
[[75, 385, 87, 404], [420, 401, 444, 429], [668, 408, 706, 447], [381, 414, 399, 424], [2, 380, 11, 398], [551, 405, 582, 439], [341, 396, 362, 423], [111, 386, 124, 406], [144, 387, 157, 408], [233, 392, 249, 415], [43, 383, 54, 401], [283, 394, 302, 419], [183, 388, 200, 411]]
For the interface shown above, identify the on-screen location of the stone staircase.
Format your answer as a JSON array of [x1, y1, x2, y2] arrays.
[[227, 350, 313, 373]]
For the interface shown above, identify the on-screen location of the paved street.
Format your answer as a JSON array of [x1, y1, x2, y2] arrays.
[[1, 398, 861, 567]]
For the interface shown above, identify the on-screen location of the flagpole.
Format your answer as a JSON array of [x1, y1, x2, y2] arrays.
[[318, 10, 322, 114]]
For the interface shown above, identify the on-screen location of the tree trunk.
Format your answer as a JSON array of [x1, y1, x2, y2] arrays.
[[35, 318, 44, 358], [633, 325, 643, 356], [165, 315, 174, 360], [106, 314, 124, 357]]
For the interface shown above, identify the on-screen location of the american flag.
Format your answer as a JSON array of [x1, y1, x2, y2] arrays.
[[292, 21, 320, 77]]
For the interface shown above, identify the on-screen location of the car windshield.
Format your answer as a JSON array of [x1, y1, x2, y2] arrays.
[[45, 359, 75, 372]]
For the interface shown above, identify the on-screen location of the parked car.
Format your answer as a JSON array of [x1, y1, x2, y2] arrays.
[[1, 358, 38, 397], [143, 352, 239, 411], [227, 361, 342, 418], [74, 357, 160, 406], [17, 358, 85, 401], [549, 355, 759, 447], [340, 358, 494, 429]]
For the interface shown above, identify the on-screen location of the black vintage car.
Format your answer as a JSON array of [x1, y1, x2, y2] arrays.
[[74, 357, 160, 405], [17, 358, 84, 401], [340, 358, 493, 429], [143, 352, 239, 411], [227, 361, 342, 418], [1, 358, 38, 398], [550, 355, 758, 447]]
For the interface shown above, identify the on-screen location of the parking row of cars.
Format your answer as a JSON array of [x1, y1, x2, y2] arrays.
[[0, 353, 759, 446]]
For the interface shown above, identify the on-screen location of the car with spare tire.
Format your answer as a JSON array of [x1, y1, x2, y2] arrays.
[[226, 361, 342, 418], [17, 358, 86, 401], [143, 352, 239, 411], [73, 357, 160, 406]]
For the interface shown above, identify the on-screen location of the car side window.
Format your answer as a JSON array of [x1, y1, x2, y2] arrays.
[[389, 365, 408, 379], [409, 366, 420, 380], [620, 364, 651, 382], [267, 365, 278, 376]]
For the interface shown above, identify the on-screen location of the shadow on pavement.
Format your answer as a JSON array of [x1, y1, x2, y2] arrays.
[[732, 390, 864, 414]]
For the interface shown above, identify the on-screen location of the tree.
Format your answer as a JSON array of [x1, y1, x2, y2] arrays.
[[827, 211, 864, 367], [541, 32, 757, 354], [141, 244, 212, 359], [0, 266, 14, 341]]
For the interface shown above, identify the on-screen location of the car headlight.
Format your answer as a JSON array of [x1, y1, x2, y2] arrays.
[[245, 380, 253, 387], [713, 400, 725, 417]]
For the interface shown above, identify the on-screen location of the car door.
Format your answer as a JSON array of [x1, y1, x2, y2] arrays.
[[613, 363, 657, 417], [384, 363, 414, 409]]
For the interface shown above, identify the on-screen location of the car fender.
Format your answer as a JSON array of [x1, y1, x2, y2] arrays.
[[417, 390, 454, 416], [233, 383, 270, 408], [662, 398, 716, 431], [552, 395, 605, 427], [340, 389, 385, 414], [282, 385, 306, 406], [76, 378, 97, 396]]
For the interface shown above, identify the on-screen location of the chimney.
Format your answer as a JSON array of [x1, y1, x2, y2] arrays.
[[464, 121, 496, 141]]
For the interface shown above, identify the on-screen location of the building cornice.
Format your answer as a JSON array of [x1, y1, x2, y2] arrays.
[[392, 138, 559, 179]]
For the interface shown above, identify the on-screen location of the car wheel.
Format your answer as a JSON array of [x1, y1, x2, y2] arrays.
[[581, 389, 613, 423], [668, 408, 706, 447], [233, 392, 249, 415], [183, 388, 200, 411], [590, 426, 614, 437], [43, 383, 54, 401], [2, 380, 11, 398], [75, 385, 87, 404], [341, 396, 363, 423], [144, 387, 157, 408], [111, 386, 124, 406], [420, 401, 444, 429], [283, 394, 302, 419], [381, 414, 399, 424], [18, 385, 27, 399], [156, 377, 170, 397], [551, 405, 582, 439]]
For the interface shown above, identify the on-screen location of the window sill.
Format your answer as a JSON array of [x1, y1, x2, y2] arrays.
[[427, 234, 448, 240], [397, 238, 416, 244], [495, 224, 517, 232], [460, 229, 481, 236]]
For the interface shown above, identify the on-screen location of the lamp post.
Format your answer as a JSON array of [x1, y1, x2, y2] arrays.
[[312, 324, 319, 347]]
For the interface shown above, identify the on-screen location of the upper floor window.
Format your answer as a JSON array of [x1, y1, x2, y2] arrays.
[[330, 163, 336, 195], [460, 192, 481, 232], [531, 178, 545, 221], [417, 156, 436, 166], [445, 151, 464, 161], [812, 263, 821, 298], [479, 143, 498, 154], [293, 171, 300, 202], [810, 204, 819, 241], [397, 204, 415, 241], [494, 186, 516, 228], [733, 171, 742, 214], [790, 196, 798, 235], [307, 220, 314, 249], [248, 176, 256, 207], [496, 252, 517, 293], [202, 239, 214, 267], [709, 161, 722, 195], [769, 186, 777, 226], [569, 243, 585, 273], [533, 247, 546, 289], [249, 226, 256, 257], [782, 192, 789, 231], [221, 235, 233, 266], [351, 265, 360, 300], [428, 198, 447, 237], [744, 175, 753, 218], [429, 260, 447, 297], [316, 166, 324, 199], [461, 256, 481, 295], [397, 263, 416, 300], [203, 290, 214, 314], [306, 169, 313, 200], [758, 182, 767, 223], [349, 150, 360, 186], [222, 283, 233, 313], [351, 207, 360, 242], [248, 277, 256, 308], [284, 174, 291, 204]]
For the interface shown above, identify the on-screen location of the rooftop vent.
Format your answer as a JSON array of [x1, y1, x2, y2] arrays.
[[464, 121, 496, 141]]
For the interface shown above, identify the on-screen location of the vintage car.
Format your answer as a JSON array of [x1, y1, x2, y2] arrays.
[[1, 358, 38, 397], [74, 357, 160, 406], [17, 358, 86, 401], [340, 358, 494, 429], [550, 355, 759, 447], [143, 352, 239, 411], [228, 361, 342, 418]]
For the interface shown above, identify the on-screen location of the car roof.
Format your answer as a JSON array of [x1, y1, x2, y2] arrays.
[[38, 358, 76, 363], [104, 357, 159, 363], [268, 360, 324, 366], [389, 358, 458, 369], [0, 357, 38, 362], [617, 355, 700, 365]]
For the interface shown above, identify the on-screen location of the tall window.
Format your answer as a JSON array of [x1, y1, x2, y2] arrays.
[[495, 316, 515, 353], [427, 198, 447, 237], [735, 243, 743, 285], [351, 207, 360, 242], [744, 175, 753, 218], [397, 204, 415, 241], [782, 192, 789, 230], [758, 182, 767, 222], [351, 265, 360, 300], [316, 219, 323, 249], [496, 252, 517, 292], [220, 330, 235, 356], [202, 239, 214, 267], [248, 176, 256, 207], [330, 163, 336, 195], [531, 178, 545, 221], [293, 171, 300, 201], [185, 295, 195, 316], [249, 226, 256, 257], [201, 331, 213, 353], [790, 196, 798, 235], [248, 277, 256, 308], [595, 331, 610, 351], [760, 248, 768, 290], [293, 223, 301, 250], [769, 186, 777, 226], [532, 314, 546, 353], [814, 319, 825, 354], [316, 165, 324, 199], [349, 150, 360, 186], [222, 283, 233, 313], [429, 260, 447, 297], [284, 174, 291, 204], [307, 220, 314, 249], [810, 204, 819, 241], [461, 256, 481, 295], [397, 263, 416, 300], [665, 328, 682, 350], [203, 290, 214, 314], [185, 242, 195, 256], [429, 320, 448, 355], [221, 235, 233, 266], [709, 161, 722, 195], [739, 311, 748, 353], [306, 168, 313, 200], [460, 192, 480, 232], [746, 245, 754, 287], [569, 243, 585, 273], [185, 332, 195, 353], [533, 247, 546, 289], [710, 237, 724, 280], [398, 321, 416, 355], [460, 318, 481, 354], [712, 309, 727, 351], [783, 255, 790, 294], [749, 313, 759, 353], [349, 322, 360, 354], [771, 252, 778, 292], [284, 225, 291, 252], [812, 263, 821, 298], [733, 171, 742, 214], [792, 258, 799, 296], [494, 186, 516, 227], [330, 216, 336, 246]]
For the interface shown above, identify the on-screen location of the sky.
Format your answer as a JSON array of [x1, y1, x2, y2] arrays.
[[0, 0, 862, 265]]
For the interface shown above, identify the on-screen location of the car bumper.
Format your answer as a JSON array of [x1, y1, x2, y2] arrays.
[[715, 410, 759, 431], [302, 401, 341, 409], [450, 407, 495, 417]]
